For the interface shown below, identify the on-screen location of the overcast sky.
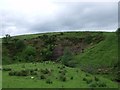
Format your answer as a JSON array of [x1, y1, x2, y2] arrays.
[[0, 0, 119, 37]]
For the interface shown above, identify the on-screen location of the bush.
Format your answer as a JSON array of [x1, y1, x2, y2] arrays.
[[89, 82, 97, 87], [67, 60, 77, 68], [15, 39, 26, 51], [60, 75, 67, 82], [3, 68, 12, 71], [97, 81, 107, 87], [84, 35, 93, 44], [31, 72, 37, 75], [9, 71, 16, 76], [61, 47, 76, 67], [60, 32, 64, 35], [9, 70, 29, 76], [86, 74, 90, 77], [40, 74, 46, 79], [70, 76, 73, 80], [83, 77, 87, 81], [94, 76, 99, 82], [3, 34, 11, 44], [23, 46, 36, 62], [86, 79, 93, 84], [19, 70, 29, 76], [40, 68, 51, 74], [29, 69, 37, 75], [46, 79, 52, 84]]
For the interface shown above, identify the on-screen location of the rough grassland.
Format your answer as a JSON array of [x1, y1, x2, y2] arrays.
[[2, 62, 118, 88]]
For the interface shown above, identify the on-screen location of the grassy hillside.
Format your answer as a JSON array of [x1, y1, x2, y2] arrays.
[[2, 31, 119, 88], [75, 32, 118, 68]]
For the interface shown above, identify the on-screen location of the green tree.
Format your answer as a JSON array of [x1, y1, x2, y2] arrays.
[[61, 47, 76, 67], [23, 46, 36, 62], [3, 34, 11, 44], [40, 45, 53, 61], [15, 39, 26, 52]]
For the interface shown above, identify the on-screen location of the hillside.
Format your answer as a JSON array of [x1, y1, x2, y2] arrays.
[[2, 31, 119, 88]]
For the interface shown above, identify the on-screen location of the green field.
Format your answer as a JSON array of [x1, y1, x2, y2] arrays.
[[2, 62, 118, 88]]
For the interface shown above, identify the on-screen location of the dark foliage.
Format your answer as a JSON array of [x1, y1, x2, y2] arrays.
[[46, 79, 53, 84], [3, 68, 12, 71]]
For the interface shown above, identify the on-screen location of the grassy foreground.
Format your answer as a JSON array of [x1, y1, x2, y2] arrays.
[[2, 62, 118, 88]]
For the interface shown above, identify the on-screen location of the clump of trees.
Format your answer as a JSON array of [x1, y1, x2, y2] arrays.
[[15, 39, 26, 52], [60, 47, 76, 67], [40, 34, 57, 61], [23, 46, 36, 62], [3, 34, 11, 44]]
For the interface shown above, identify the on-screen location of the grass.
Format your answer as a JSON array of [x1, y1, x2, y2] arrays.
[[2, 62, 118, 88], [75, 32, 118, 68]]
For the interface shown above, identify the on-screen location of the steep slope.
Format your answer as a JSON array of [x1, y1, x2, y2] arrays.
[[75, 33, 118, 73]]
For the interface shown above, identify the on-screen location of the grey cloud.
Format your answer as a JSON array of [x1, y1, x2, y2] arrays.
[[29, 2, 117, 33], [1, 2, 118, 37]]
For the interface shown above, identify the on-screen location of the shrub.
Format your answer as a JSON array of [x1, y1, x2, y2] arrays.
[[94, 76, 99, 82], [31, 72, 37, 75], [40, 74, 46, 79], [84, 35, 93, 44], [89, 82, 97, 87], [70, 76, 73, 80], [86, 74, 89, 77], [15, 39, 26, 51], [86, 79, 93, 84], [3, 34, 11, 44], [19, 70, 29, 76], [82, 65, 96, 74], [60, 75, 67, 82], [97, 81, 107, 87], [40, 68, 51, 74], [40, 46, 53, 61], [60, 32, 64, 35], [61, 47, 76, 67], [23, 46, 36, 62], [34, 68, 38, 71], [3, 68, 12, 71], [76, 70, 79, 73], [46, 79, 52, 84], [67, 60, 77, 68], [83, 78, 87, 81], [59, 70, 66, 76], [9, 71, 16, 76]]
